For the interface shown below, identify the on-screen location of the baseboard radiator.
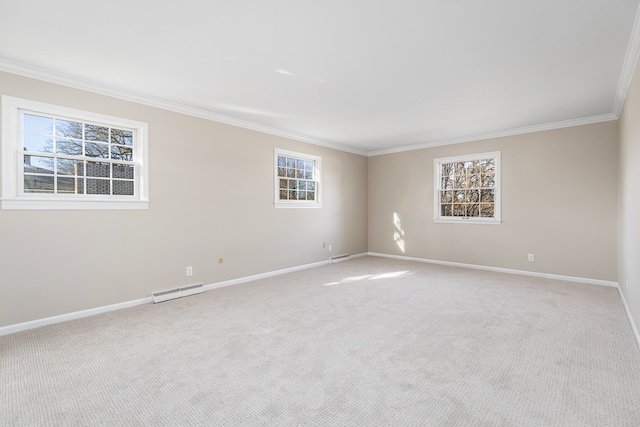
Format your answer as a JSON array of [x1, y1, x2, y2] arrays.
[[152, 283, 204, 303], [330, 254, 351, 264]]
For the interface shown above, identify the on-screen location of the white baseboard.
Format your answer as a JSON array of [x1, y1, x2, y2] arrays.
[[617, 287, 640, 351], [0, 297, 153, 337], [366, 252, 640, 349], [367, 252, 619, 287], [203, 259, 330, 291], [0, 257, 339, 337]]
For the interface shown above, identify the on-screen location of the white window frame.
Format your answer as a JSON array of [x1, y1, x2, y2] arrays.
[[1, 96, 149, 210], [433, 151, 501, 224], [274, 148, 322, 209]]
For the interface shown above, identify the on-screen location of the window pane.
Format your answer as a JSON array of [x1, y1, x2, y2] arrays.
[[279, 189, 288, 200], [113, 180, 134, 195], [295, 159, 303, 169], [481, 189, 494, 202], [485, 159, 496, 172], [441, 176, 453, 190], [113, 164, 134, 179], [286, 157, 295, 168], [454, 162, 465, 175], [441, 204, 452, 216], [304, 161, 313, 171], [87, 179, 110, 195], [441, 190, 452, 203], [111, 145, 133, 161], [57, 177, 83, 194], [286, 168, 295, 178], [288, 190, 297, 199], [25, 156, 54, 174], [85, 141, 109, 158], [453, 190, 464, 202], [482, 174, 495, 187], [307, 182, 315, 191], [24, 134, 51, 153], [306, 191, 315, 201], [24, 114, 53, 135], [480, 204, 494, 217], [452, 204, 465, 216], [56, 119, 83, 138], [57, 159, 85, 176], [111, 129, 133, 146], [85, 124, 108, 142], [288, 180, 297, 189], [277, 167, 286, 177], [277, 156, 286, 167], [279, 179, 287, 189], [456, 175, 467, 189], [467, 203, 479, 217], [56, 139, 83, 156], [87, 162, 110, 178], [304, 171, 313, 180], [469, 190, 479, 203], [24, 175, 54, 193]]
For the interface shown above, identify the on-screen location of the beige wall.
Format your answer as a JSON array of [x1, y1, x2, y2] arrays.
[[0, 72, 368, 327], [368, 122, 619, 281], [618, 59, 640, 336]]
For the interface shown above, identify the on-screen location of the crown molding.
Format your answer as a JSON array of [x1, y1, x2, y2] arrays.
[[612, 1, 640, 117], [0, 52, 631, 159], [367, 113, 618, 157], [0, 58, 367, 156]]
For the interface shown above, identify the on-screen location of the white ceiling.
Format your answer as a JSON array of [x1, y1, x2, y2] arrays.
[[1, 0, 639, 156]]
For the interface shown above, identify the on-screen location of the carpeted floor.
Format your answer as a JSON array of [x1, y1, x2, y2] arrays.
[[2, 256, 639, 426]]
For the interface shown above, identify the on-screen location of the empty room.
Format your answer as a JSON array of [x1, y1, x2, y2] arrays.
[[1, 1, 639, 426]]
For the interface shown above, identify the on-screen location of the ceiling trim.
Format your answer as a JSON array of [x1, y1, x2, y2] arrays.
[[367, 113, 618, 157], [613, 1, 640, 117], [0, 58, 367, 156]]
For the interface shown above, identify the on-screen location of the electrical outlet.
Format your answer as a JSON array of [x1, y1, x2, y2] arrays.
[[527, 254, 535, 262], [186, 266, 193, 276], [329, 245, 332, 252], [322, 242, 326, 248]]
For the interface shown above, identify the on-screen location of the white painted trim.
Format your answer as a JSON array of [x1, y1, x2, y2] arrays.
[[367, 252, 619, 287], [367, 114, 618, 157], [0, 297, 152, 336], [0, 59, 627, 158], [617, 287, 640, 351], [0, 257, 338, 336], [1, 95, 150, 210], [433, 151, 501, 223], [203, 260, 329, 291], [0, 58, 366, 156], [612, 1, 640, 117], [273, 148, 322, 208]]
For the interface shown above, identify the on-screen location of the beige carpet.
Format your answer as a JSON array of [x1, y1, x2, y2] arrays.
[[2, 256, 639, 426]]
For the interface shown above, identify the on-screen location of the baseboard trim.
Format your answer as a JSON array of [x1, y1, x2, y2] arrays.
[[203, 259, 330, 291], [367, 252, 619, 287], [617, 287, 640, 351], [0, 257, 344, 336], [0, 297, 153, 337]]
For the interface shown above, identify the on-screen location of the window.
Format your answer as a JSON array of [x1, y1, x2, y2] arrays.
[[434, 151, 501, 224], [1, 96, 149, 210], [274, 148, 321, 208]]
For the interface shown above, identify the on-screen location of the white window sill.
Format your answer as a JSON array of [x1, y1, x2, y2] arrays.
[[274, 202, 322, 209], [1, 197, 150, 210], [433, 218, 501, 225]]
